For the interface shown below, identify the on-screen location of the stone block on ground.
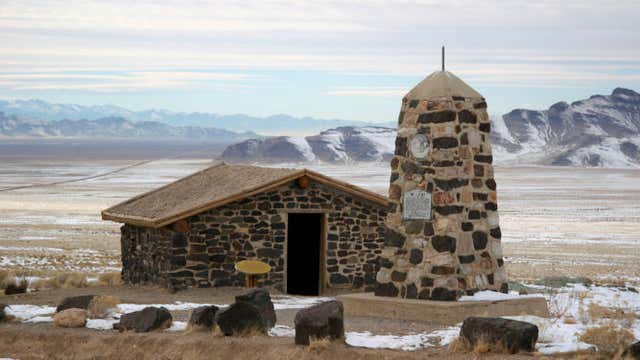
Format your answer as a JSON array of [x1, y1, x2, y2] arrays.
[[234, 288, 276, 328], [56, 295, 95, 312], [294, 300, 345, 345], [114, 306, 172, 332], [4, 283, 27, 295], [622, 341, 640, 359], [215, 302, 267, 336], [460, 317, 538, 354], [53, 308, 87, 328], [87, 295, 121, 319], [188, 305, 219, 330]]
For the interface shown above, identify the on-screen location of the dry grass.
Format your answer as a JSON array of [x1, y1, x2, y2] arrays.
[[97, 272, 122, 286], [446, 336, 511, 355], [587, 303, 638, 321], [0, 269, 14, 288], [88, 295, 121, 319], [32, 272, 89, 290], [307, 338, 331, 354], [447, 337, 469, 353], [578, 324, 635, 356]]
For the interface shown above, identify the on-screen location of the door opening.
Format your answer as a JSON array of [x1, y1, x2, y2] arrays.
[[286, 213, 323, 295]]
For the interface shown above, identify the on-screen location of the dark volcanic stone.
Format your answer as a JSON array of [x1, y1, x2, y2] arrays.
[[459, 255, 475, 264], [458, 110, 477, 124], [216, 302, 267, 336], [115, 306, 172, 333], [434, 178, 468, 191], [384, 228, 406, 248], [404, 220, 423, 234], [486, 179, 497, 190], [417, 110, 456, 124], [257, 247, 282, 258], [421, 277, 434, 287], [432, 137, 459, 149], [401, 161, 419, 175], [485, 202, 498, 211], [0, 304, 6, 322], [423, 222, 434, 236], [473, 232, 488, 250], [374, 282, 399, 297], [431, 266, 455, 275], [405, 284, 418, 299], [435, 205, 464, 216], [490, 227, 502, 239], [473, 101, 487, 109], [330, 273, 350, 285], [460, 317, 539, 354], [56, 295, 96, 312], [294, 300, 345, 345], [461, 222, 473, 231], [474, 155, 493, 164], [4, 283, 27, 295], [188, 305, 219, 330], [391, 271, 407, 282], [235, 288, 276, 329], [409, 249, 423, 264], [431, 287, 460, 301], [479, 122, 491, 133], [431, 236, 456, 253], [395, 137, 408, 156], [468, 210, 481, 220], [172, 233, 187, 248], [621, 341, 640, 359]]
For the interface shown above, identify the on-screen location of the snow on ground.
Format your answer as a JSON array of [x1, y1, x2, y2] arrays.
[[166, 321, 187, 332], [86, 318, 118, 330], [5, 304, 56, 320], [459, 290, 545, 301], [117, 302, 226, 313], [271, 295, 335, 310]]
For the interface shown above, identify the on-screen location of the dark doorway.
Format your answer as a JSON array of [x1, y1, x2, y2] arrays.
[[286, 213, 323, 295]]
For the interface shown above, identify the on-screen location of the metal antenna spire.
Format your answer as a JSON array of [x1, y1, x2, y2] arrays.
[[442, 46, 445, 72]]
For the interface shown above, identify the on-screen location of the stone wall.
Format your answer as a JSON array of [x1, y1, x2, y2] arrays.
[[120, 225, 174, 287], [121, 180, 388, 292], [375, 93, 507, 301]]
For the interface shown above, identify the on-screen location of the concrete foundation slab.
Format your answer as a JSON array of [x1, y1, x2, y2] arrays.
[[337, 293, 549, 325]]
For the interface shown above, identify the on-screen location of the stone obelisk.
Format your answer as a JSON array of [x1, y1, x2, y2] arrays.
[[375, 67, 507, 301]]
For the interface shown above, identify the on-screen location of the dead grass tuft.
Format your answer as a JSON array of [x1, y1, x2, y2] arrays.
[[307, 338, 331, 353], [447, 337, 469, 353], [579, 324, 635, 355], [587, 303, 638, 322], [87, 295, 121, 319], [97, 272, 121, 287], [0, 269, 14, 288], [32, 272, 89, 290]]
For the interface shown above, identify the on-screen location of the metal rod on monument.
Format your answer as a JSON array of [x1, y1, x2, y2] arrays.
[[442, 46, 445, 72]]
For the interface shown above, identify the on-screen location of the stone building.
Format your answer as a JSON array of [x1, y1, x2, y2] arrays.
[[102, 163, 389, 294], [375, 70, 507, 301]]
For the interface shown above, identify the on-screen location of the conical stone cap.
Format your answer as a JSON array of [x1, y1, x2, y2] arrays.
[[405, 71, 483, 100]]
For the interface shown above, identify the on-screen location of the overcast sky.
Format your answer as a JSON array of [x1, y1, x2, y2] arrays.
[[1, 0, 640, 122]]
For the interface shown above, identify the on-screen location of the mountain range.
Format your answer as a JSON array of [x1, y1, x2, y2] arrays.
[[221, 88, 640, 168], [0, 112, 256, 140], [0, 99, 383, 135]]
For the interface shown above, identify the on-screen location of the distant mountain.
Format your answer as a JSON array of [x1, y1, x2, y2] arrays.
[[0, 99, 390, 135], [222, 126, 395, 163], [492, 88, 640, 168], [222, 88, 640, 168], [0, 112, 256, 140]]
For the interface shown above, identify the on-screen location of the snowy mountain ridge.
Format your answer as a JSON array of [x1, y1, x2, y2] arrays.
[[223, 88, 640, 168]]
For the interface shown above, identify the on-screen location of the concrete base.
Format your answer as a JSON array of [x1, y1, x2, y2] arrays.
[[336, 293, 549, 325]]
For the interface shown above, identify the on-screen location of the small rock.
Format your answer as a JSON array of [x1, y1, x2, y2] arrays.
[[294, 300, 345, 346], [115, 307, 172, 332], [216, 302, 267, 336], [188, 305, 219, 330], [4, 283, 27, 295], [235, 288, 276, 329], [56, 295, 96, 313], [87, 295, 121, 319], [622, 341, 640, 359], [460, 317, 538, 354], [53, 308, 87, 328]]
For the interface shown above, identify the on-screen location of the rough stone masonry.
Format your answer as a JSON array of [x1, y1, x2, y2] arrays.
[[374, 71, 507, 301]]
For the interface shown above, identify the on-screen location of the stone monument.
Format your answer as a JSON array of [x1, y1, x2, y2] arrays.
[[375, 68, 507, 301]]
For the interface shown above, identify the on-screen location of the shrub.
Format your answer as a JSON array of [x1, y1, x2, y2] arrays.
[[97, 272, 121, 287], [579, 324, 635, 355]]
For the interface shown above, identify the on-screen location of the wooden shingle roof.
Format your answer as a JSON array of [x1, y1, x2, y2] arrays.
[[102, 163, 389, 228]]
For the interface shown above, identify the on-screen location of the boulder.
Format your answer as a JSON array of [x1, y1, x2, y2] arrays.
[[115, 307, 172, 333], [294, 300, 345, 345], [215, 302, 267, 336], [56, 295, 95, 313], [188, 305, 219, 330], [622, 341, 640, 359], [87, 295, 121, 319], [4, 283, 27, 295], [460, 317, 538, 354], [53, 308, 87, 328], [235, 288, 276, 328]]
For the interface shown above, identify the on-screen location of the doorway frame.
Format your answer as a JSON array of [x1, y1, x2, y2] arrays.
[[283, 210, 328, 295]]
